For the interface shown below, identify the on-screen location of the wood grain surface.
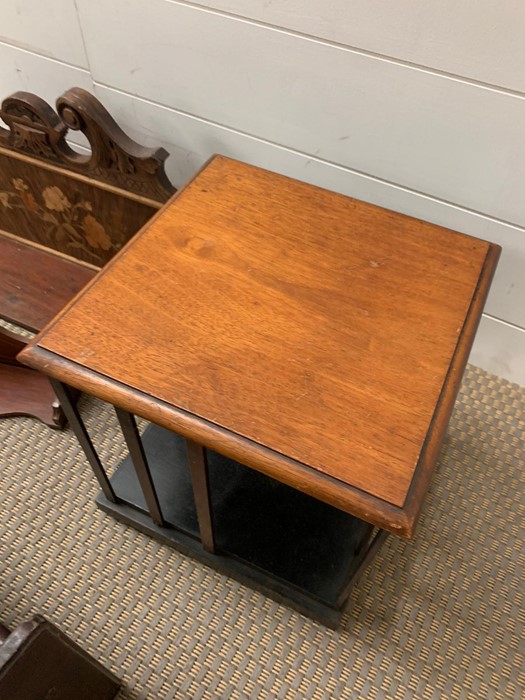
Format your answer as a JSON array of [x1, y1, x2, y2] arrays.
[[23, 156, 497, 518], [0, 234, 96, 332]]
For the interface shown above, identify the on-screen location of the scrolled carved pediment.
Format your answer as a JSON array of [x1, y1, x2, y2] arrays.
[[0, 88, 174, 202], [1, 93, 68, 161]]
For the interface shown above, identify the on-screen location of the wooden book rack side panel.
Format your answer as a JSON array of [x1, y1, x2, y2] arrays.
[[0, 87, 176, 427], [0, 87, 175, 266]]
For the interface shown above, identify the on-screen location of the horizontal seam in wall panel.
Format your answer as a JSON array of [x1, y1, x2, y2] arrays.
[[482, 314, 525, 333], [163, 0, 525, 100], [95, 81, 525, 233], [73, 0, 94, 76], [0, 38, 89, 72]]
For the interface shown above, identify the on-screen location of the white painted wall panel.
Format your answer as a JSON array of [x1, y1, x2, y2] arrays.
[[95, 86, 525, 330], [478, 225, 525, 329], [0, 1, 88, 68], [0, 44, 92, 105], [187, 0, 525, 93], [77, 0, 525, 227], [469, 317, 525, 387]]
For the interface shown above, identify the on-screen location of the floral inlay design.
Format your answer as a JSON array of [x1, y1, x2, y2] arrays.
[[42, 185, 71, 212], [83, 214, 111, 250], [0, 178, 113, 260]]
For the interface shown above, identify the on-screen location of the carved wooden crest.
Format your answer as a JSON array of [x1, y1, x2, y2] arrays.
[[0, 88, 175, 202]]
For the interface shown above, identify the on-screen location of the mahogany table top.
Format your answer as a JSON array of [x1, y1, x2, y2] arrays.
[[20, 156, 500, 537]]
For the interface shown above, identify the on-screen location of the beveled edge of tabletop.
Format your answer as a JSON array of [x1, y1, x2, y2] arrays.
[[18, 242, 499, 539], [398, 241, 501, 535]]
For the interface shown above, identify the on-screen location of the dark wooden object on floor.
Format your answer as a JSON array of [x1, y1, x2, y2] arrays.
[[19, 156, 500, 625], [0, 326, 65, 427], [0, 615, 119, 699], [0, 87, 175, 427]]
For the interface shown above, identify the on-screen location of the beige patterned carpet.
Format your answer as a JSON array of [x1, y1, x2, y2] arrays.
[[0, 365, 523, 699]]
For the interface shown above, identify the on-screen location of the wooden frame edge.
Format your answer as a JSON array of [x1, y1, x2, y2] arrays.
[[402, 242, 501, 537]]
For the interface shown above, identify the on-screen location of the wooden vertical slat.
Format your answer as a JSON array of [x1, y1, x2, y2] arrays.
[[186, 439, 215, 553], [115, 408, 165, 527], [50, 379, 117, 503]]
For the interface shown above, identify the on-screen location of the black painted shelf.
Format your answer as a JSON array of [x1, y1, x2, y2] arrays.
[[96, 423, 372, 626]]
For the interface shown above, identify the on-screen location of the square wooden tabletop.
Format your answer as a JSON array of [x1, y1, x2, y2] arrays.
[[20, 156, 500, 537]]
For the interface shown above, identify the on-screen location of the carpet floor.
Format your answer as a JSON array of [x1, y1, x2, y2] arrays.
[[0, 364, 523, 699]]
